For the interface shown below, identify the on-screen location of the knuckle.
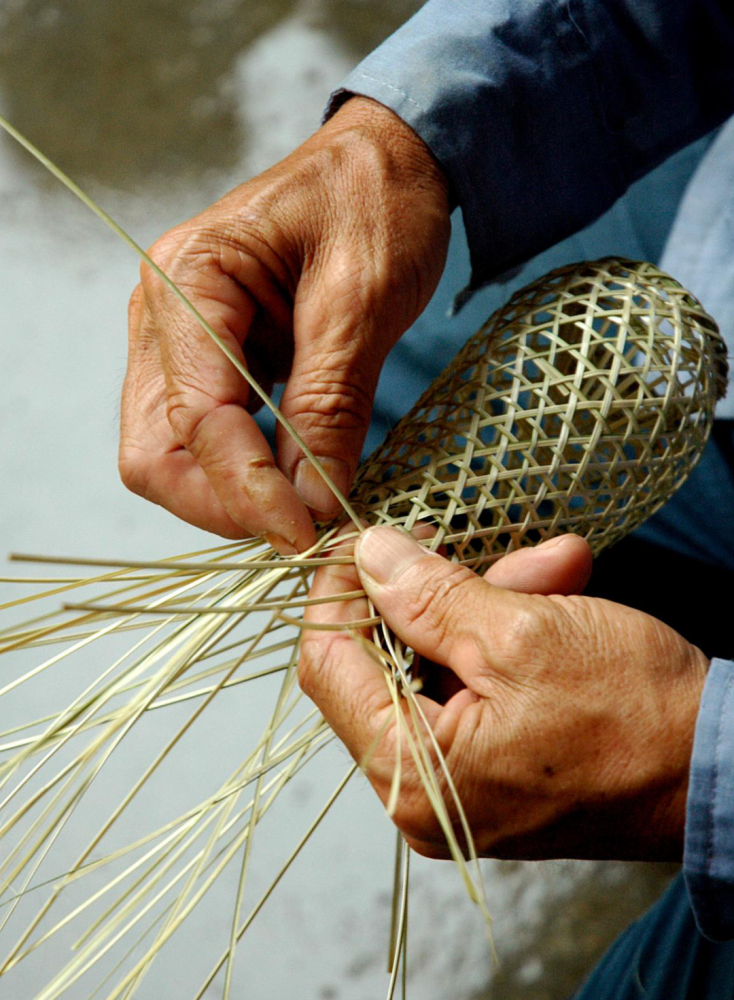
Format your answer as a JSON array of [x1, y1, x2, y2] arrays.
[[402, 836, 448, 861], [391, 787, 442, 845], [323, 256, 376, 312], [287, 370, 374, 433], [141, 226, 219, 296], [494, 600, 551, 662], [165, 390, 198, 445], [127, 283, 144, 324], [118, 451, 149, 498], [165, 386, 219, 454], [507, 603, 547, 647], [487, 597, 573, 681], [297, 634, 322, 699], [297, 630, 346, 703], [140, 232, 181, 285]]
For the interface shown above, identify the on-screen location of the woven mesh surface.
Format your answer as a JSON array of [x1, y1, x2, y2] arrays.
[[352, 258, 728, 570]]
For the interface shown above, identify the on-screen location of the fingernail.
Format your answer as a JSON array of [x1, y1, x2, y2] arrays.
[[356, 527, 424, 587], [263, 532, 298, 556], [545, 534, 571, 549], [294, 457, 350, 516]]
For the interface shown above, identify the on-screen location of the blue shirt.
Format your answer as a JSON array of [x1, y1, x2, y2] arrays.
[[326, 0, 734, 290], [326, 0, 734, 942]]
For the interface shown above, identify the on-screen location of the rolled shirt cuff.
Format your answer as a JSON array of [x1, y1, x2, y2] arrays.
[[324, 0, 618, 289], [685, 657, 734, 941], [325, 0, 734, 292]]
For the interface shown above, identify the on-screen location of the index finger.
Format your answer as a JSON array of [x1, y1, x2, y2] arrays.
[[139, 242, 317, 551], [300, 530, 396, 762]]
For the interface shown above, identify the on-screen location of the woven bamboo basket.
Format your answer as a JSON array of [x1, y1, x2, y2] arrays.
[[355, 257, 728, 566], [0, 256, 726, 1000]]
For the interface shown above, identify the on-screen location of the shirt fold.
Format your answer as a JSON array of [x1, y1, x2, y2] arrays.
[[685, 658, 734, 941], [325, 0, 734, 289]]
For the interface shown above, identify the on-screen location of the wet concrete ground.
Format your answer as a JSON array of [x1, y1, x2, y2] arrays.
[[0, 2, 686, 997], [0, 0, 421, 191]]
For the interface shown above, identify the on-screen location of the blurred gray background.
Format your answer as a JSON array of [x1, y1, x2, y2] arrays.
[[0, 1, 699, 997]]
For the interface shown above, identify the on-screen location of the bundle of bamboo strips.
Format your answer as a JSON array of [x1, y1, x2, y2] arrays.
[[0, 113, 727, 1000]]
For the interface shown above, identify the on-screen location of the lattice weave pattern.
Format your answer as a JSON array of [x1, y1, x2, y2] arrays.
[[353, 258, 728, 569]]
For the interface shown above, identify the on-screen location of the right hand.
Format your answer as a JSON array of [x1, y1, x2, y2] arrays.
[[300, 529, 708, 862], [120, 96, 451, 552]]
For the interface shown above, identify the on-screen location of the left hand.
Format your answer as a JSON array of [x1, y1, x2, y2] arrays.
[[299, 527, 709, 861], [119, 97, 450, 550]]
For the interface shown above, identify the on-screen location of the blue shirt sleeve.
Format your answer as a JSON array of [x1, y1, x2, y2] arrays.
[[685, 658, 734, 941], [326, 0, 734, 290]]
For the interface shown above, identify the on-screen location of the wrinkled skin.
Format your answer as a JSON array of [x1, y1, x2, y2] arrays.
[[124, 93, 709, 865], [300, 529, 710, 861], [121, 96, 450, 552]]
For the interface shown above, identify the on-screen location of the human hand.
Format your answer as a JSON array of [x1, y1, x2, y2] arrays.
[[299, 528, 710, 861], [120, 98, 451, 551]]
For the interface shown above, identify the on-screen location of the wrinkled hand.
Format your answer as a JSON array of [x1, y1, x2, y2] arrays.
[[121, 98, 451, 551], [300, 528, 710, 861]]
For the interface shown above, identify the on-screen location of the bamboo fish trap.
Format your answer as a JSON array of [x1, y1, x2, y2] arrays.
[[0, 117, 728, 1000], [354, 257, 727, 564]]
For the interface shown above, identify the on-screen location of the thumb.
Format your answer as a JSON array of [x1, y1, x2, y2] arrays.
[[355, 527, 496, 672], [354, 528, 592, 676]]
